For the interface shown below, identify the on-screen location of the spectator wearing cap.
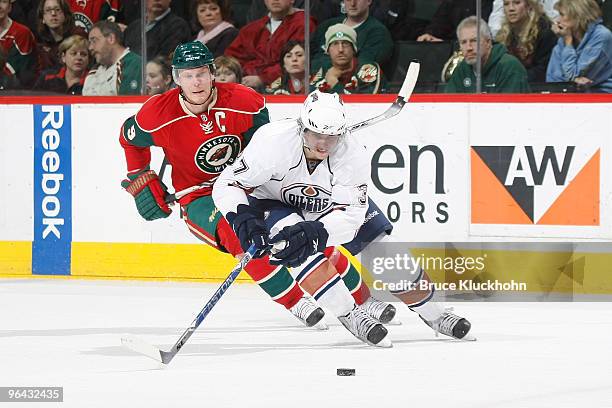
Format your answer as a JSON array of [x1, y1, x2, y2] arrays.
[[83, 20, 142, 95], [310, 0, 393, 68], [310, 23, 384, 94], [0, 0, 37, 87], [224, 0, 316, 90]]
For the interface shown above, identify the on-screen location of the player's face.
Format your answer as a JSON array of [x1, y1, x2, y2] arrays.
[[62, 43, 89, 74], [42, 0, 66, 29], [197, 1, 223, 31], [176, 65, 214, 103], [458, 26, 492, 66], [503, 0, 530, 25], [283, 44, 305, 75], [303, 130, 342, 160]]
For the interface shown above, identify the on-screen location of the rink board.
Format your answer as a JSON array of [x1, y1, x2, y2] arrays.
[[1, 94, 612, 293]]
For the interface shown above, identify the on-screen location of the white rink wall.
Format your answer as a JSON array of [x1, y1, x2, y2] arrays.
[[1, 97, 611, 279]]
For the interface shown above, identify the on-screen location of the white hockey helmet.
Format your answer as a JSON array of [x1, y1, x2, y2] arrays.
[[299, 90, 347, 136]]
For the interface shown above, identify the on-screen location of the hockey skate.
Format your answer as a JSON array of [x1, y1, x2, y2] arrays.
[[421, 309, 475, 341], [290, 296, 328, 330], [359, 296, 400, 325], [338, 306, 392, 348]]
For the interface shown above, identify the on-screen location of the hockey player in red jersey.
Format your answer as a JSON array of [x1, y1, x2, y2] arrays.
[[119, 41, 325, 328]]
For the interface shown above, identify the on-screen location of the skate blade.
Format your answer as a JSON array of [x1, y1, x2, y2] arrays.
[[460, 334, 477, 341], [372, 337, 393, 348], [313, 320, 329, 330], [385, 318, 402, 326]]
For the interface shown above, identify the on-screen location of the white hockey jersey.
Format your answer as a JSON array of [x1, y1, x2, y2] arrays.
[[213, 119, 370, 246]]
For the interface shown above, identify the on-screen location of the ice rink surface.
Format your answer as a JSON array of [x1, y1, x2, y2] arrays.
[[1, 279, 611, 408]]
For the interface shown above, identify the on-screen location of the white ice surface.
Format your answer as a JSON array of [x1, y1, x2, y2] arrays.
[[1, 279, 611, 408]]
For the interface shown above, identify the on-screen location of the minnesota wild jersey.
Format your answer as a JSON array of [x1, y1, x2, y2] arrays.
[[119, 82, 269, 205]]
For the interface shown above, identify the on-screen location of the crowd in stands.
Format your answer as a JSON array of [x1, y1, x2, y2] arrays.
[[0, 0, 611, 95]]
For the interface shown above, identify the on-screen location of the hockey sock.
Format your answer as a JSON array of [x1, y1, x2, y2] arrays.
[[292, 253, 355, 317], [390, 270, 443, 322], [212, 216, 305, 310], [244, 258, 304, 310], [313, 276, 355, 317], [410, 301, 444, 322], [324, 247, 370, 306]]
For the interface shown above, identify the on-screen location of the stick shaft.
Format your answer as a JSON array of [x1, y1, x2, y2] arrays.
[[158, 245, 257, 364]]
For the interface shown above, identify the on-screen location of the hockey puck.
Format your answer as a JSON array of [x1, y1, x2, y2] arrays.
[[337, 368, 356, 376]]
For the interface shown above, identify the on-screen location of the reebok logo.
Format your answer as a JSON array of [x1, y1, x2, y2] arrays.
[[40, 106, 66, 239], [33, 105, 72, 275], [471, 145, 599, 225]]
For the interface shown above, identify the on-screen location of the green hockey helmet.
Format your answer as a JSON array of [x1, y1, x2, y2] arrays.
[[172, 41, 215, 70]]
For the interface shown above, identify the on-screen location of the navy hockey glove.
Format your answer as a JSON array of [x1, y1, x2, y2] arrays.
[[226, 204, 270, 257], [269, 221, 329, 267]]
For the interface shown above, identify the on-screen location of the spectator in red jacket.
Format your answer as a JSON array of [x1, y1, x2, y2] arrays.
[[224, 0, 316, 90]]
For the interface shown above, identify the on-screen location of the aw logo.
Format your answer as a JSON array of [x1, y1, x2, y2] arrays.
[[471, 145, 599, 225]]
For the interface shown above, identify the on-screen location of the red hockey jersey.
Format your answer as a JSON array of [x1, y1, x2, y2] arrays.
[[119, 82, 269, 205]]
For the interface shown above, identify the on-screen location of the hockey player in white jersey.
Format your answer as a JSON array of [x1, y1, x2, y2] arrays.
[[213, 90, 392, 347]]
